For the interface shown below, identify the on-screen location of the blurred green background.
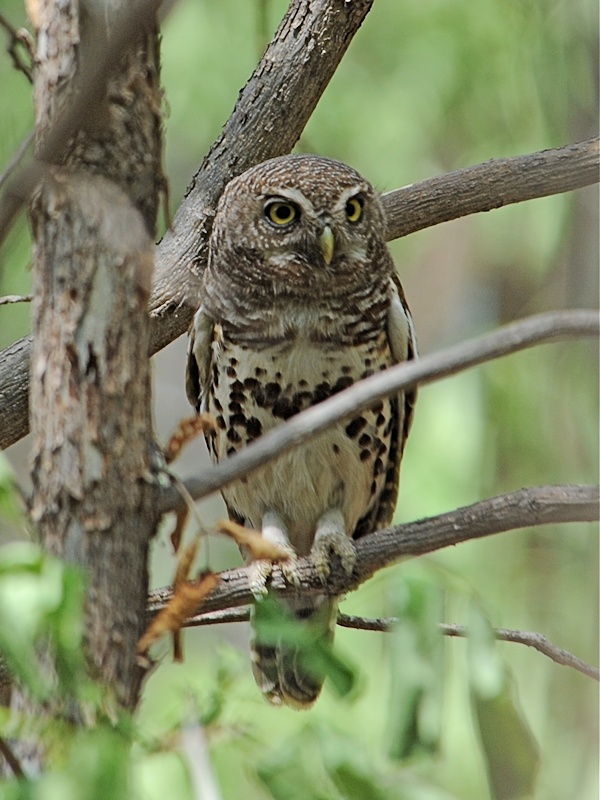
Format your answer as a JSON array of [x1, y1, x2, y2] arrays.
[[0, 0, 598, 798]]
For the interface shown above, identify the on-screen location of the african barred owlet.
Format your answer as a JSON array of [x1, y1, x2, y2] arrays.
[[186, 155, 416, 708]]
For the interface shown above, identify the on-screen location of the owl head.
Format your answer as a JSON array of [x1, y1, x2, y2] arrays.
[[204, 155, 392, 305]]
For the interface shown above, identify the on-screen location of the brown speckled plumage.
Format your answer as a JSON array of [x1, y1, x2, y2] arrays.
[[186, 155, 416, 707]]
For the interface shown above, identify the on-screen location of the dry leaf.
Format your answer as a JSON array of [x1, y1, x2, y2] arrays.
[[174, 538, 201, 589], [137, 571, 220, 658], [218, 519, 293, 562], [164, 414, 216, 465], [170, 508, 189, 554]]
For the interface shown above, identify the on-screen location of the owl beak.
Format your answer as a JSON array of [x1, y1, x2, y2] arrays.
[[319, 225, 334, 265]]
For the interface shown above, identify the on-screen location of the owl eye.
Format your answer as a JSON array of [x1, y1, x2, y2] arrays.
[[345, 196, 364, 223], [264, 200, 299, 227]]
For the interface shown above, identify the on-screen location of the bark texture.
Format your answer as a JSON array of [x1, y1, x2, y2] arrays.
[[29, 173, 157, 706], [22, 0, 163, 715]]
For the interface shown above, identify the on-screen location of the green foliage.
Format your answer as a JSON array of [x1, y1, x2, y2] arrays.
[[0, 455, 23, 530], [253, 597, 359, 699], [467, 605, 540, 800], [386, 570, 445, 760], [0, 542, 87, 700]]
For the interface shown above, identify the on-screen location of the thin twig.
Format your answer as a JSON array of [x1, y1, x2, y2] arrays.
[[336, 616, 600, 682], [159, 310, 599, 513], [0, 294, 32, 306], [0, 12, 33, 83], [0, 131, 34, 192], [439, 623, 600, 682], [0, 735, 25, 779], [148, 483, 599, 617], [170, 607, 600, 682]]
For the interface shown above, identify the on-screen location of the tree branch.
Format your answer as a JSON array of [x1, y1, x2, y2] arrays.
[[0, 294, 32, 306], [158, 310, 599, 513], [437, 623, 600, 682], [0, 12, 33, 83], [383, 137, 600, 240], [0, 736, 24, 779], [172, 609, 600, 682], [0, 0, 164, 245], [148, 483, 599, 616]]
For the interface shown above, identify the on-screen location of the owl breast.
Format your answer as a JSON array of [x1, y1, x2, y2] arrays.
[[205, 330, 397, 556]]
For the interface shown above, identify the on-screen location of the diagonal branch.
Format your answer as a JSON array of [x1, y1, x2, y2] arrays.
[[437, 623, 600, 682], [0, 0, 376, 450], [147, 483, 599, 616], [158, 309, 599, 512], [0, 0, 165, 245]]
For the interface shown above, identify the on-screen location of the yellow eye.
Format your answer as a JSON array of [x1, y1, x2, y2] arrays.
[[265, 201, 299, 227], [345, 196, 364, 223]]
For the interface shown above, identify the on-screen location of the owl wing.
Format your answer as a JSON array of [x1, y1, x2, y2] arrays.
[[354, 272, 417, 538], [186, 308, 248, 527], [186, 306, 214, 412]]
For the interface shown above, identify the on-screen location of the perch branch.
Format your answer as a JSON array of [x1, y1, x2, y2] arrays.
[[158, 310, 599, 512], [148, 483, 599, 615]]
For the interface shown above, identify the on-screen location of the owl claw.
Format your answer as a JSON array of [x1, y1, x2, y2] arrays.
[[279, 553, 302, 588], [248, 559, 273, 600], [311, 529, 356, 581], [248, 547, 300, 600]]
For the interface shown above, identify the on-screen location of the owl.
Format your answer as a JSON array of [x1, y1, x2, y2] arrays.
[[186, 155, 416, 708]]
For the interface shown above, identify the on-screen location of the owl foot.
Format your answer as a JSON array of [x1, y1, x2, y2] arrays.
[[311, 509, 356, 581], [249, 509, 299, 600], [248, 547, 299, 600]]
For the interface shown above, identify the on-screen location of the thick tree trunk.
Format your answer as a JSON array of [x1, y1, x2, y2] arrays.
[[4, 1, 163, 772], [29, 171, 157, 708]]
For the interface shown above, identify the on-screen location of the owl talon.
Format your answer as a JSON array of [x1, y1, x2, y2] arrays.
[[248, 559, 274, 600], [248, 547, 299, 600], [279, 553, 302, 588], [311, 532, 356, 581]]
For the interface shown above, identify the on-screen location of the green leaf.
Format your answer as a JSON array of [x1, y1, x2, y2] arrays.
[[467, 603, 539, 800], [256, 728, 339, 800], [253, 597, 359, 699], [386, 567, 445, 760], [132, 751, 193, 800], [328, 761, 388, 800], [0, 454, 23, 526], [47, 726, 130, 800], [0, 544, 87, 699]]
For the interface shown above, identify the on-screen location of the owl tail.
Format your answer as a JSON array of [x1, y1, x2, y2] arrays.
[[250, 595, 338, 709]]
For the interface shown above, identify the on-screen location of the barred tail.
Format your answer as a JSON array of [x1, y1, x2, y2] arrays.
[[250, 595, 338, 709]]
